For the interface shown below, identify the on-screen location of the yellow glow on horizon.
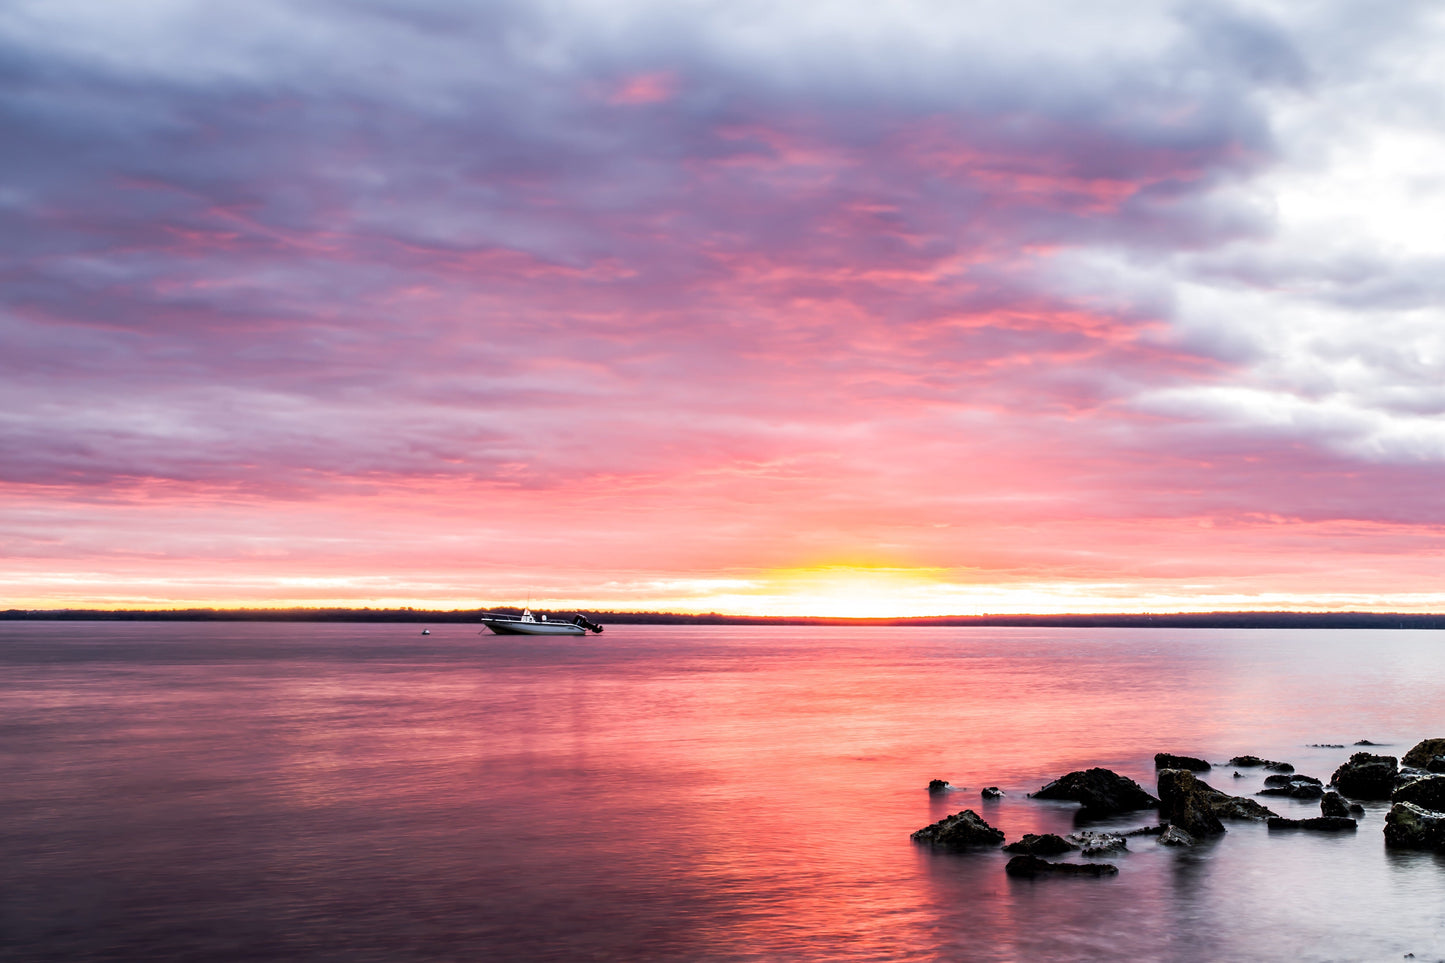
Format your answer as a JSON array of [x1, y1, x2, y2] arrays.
[[6, 565, 1445, 616]]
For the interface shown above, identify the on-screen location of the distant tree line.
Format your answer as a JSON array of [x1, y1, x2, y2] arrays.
[[3, 608, 1444, 629]]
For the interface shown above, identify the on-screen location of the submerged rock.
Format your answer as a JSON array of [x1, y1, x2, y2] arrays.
[[1331, 752, 1399, 800], [1402, 738, 1445, 770], [1321, 791, 1364, 818], [1355, 739, 1382, 747], [1067, 831, 1127, 856], [1004, 854, 1118, 878], [1391, 774, 1445, 811], [1002, 833, 1075, 856], [1154, 753, 1211, 771], [1267, 816, 1357, 831], [1385, 802, 1445, 851], [911, 809, 1005, 849], [1031, 768, 1159, 817], [1157, 825, 1196, 847], [1228, 755, 1294, 773], [980, 786, 1005, 800], [928, 779, 953, 794], [1158, 769, 1225, 837], [1124, 825, 1168, 836]]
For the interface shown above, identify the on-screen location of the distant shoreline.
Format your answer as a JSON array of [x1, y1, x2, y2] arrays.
[[3, 608, 1443, 629]]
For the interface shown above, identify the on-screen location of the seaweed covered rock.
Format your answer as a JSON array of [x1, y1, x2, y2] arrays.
[[911, 809, 1005, 848], [1157, 768, 1225, 837], [1321, 791, 1364, 818], [1267, 816, 1357, 831], [1030, 768, 1159, 816], [1004, 855, 1118, 878], [1384, 802, 1445, 851], [1402, 738, 1445, 770], [1228, 755, 1294, 773], [1331, 752, 1399, 800], [1392, 774, 1445, 811], [1154, 753, 1211, 771], [1002, 833, 1075, 856]]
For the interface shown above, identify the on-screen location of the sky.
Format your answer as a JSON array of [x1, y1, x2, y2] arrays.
[[4, 0, 1445, 616]]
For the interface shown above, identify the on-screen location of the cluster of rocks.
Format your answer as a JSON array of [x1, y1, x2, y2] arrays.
[[913, 737, 1445, 876]]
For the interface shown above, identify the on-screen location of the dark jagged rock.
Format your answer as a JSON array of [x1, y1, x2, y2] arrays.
[[1067, 831, 1127, 856], [1392, 774, 1445, 811], [1264, 773, 1321, 788], [1331, 752, 1398, 800], [1430, 758, 1445, 775], [1228, 755, 1294, 773], [1002, 833, 1075, 856], [912, 809, 1005, 848], [980, 786, 1004, 799], [1258, 777, 1325, 800], [1157, 769, 1225, 836], [1267, 816, 1357, 831], [1385, 802, 1445, 851], [1189, 776, 1276, 819], [1402, 738, 1445, 769], [1320, 791, 1363, 818], [1004, 854, 1118, 878], [1355, 739, 1382, 746], [1309, 744, 1345, 748], [1157, 825, 1195, 846], [928, 779, 953, 794], [1210, 794, 1277, 820], [1031, 768, 1159, 816], [1154, 753, 1211, 771]]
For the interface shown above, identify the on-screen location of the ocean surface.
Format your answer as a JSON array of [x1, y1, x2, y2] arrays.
[[2, 622, 1444, 962]]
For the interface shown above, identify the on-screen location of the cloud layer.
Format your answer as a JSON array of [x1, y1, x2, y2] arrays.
[[4, 0, 1445, 612]]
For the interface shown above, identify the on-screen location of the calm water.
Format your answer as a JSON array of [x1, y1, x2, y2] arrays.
[[2, 622, 1445, 962]]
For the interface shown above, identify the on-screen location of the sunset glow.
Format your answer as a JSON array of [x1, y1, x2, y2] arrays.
[[4, 2, 1445, 615]]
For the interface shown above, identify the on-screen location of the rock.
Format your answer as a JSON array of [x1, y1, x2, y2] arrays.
[[1031, 768, 1160, 816], [1228, 755, 1294, 773], [1209, 794, 1277, 820], [1309, 744, 1345, 748], [1004, 854, 1118, 878], [1385, 802, 1445, 851], [1264, 773, 1321, 787], [1430, 757, 1445, 775], [1154, 753, 1211, 771], [1355, 739, 1382, 746], [911, 809, 1005, 848], [1267, 816, 1358, 831], [1320, 792, 1363, 818], [928, 779, 953, 794], [980, 786, 1005, 800], [1157, 825, 1195, 846], [1124, 825, 1168, 836], [1402, 738, 1445, 769], [1067, 831, 1127, 856], [1232, 771, 1243, 779], [1003, 833, 1076, 855], [1392, 774, 1445, 811], [1157, 769, 1225, 836], [1258, 777, 1325, 800], [1331, 752, 1399, 800]]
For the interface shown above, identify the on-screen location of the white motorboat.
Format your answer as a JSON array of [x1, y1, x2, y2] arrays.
[[479, 609, 603, 636]]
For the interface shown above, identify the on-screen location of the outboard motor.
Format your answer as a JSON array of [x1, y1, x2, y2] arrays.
[[571, 614, 604, 634]]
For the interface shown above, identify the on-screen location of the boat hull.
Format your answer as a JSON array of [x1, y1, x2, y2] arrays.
[[480, 619, 587, 636]]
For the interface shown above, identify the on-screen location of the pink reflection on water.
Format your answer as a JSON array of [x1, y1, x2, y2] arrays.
[[2, 622, 1445, 960]]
